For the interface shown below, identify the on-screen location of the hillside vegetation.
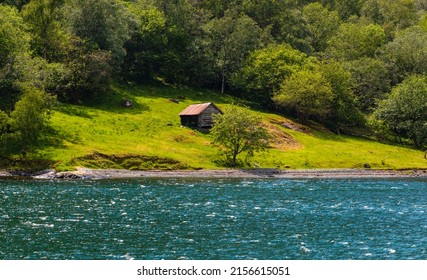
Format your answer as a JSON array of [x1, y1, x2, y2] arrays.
[[1, 1, 426, 170], [36, 84, 425, 171]]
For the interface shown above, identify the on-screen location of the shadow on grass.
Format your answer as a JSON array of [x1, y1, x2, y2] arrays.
[[0, 133, 61, 172], [59, 87, 152, 116], [57, 82, 257, 118], [0, 125, 83, 171], [112, 82, 246, 107], [310, 130, 347, 142], [87, 90, 151, 114], [57, 104, 94, 118], [0, 156, 56, 172]]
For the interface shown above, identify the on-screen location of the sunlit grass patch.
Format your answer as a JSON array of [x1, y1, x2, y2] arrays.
[[36, 84, 427, 171]]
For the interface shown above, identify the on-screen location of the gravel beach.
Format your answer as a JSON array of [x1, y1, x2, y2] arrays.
[[0, 168, 424, 180]]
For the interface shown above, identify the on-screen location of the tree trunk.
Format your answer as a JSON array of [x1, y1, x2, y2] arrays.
[[221, 73, 225, 94], [231, 150, 238, 167]]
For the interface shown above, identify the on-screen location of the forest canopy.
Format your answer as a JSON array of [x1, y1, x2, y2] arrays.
[[0, 0, 426, 153]]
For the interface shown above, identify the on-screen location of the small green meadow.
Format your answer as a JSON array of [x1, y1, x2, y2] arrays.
[[39, 84, 426, 171]]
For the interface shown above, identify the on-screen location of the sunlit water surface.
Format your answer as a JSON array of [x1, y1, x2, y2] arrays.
[[0, 178, 426, 260]]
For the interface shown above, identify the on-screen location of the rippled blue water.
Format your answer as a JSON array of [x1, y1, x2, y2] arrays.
[[0, 178, 426, 260]]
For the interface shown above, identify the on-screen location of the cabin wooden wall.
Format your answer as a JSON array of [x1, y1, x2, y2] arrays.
[[198, 105, 221, 128]]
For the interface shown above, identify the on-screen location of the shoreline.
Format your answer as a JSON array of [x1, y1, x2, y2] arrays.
[[1, 168, 427, 180]]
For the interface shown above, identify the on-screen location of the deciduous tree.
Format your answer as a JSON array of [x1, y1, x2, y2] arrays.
[[202, 10, 262, 93], [321, 60, 364, 133], [211, 106, 270, 167], [123, 0, 168, 82], [273, 68, 334, 122], [374, 75, 427, 148], [231, 43, 309, 102], [59, 39, 112, 103], [0, 5, 31, 112], [21, 0, 68, 61], [0, 4, 30, 67], [64, 0, 132, 63], [380, 26, 427, 85], [326, 22, 386, 61], [345, 57, 390, 112], [378, 0, 418, 37], [321, 0, 363, 19], [0, 0, 29, 10], [302, 2, 341, 53], [10, 87, 56, 151]]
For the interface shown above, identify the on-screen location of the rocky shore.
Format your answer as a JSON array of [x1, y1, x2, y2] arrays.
[[1, 168, 426, 180]]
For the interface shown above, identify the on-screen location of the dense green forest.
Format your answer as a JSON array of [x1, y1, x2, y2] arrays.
[[0, 0, 426, 161]]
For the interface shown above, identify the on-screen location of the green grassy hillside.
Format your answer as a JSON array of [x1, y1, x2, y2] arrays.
[[38, 84, 426, 171]]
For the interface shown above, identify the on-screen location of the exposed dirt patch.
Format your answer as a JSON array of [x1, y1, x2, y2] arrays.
[[263, 122, 302, 150]]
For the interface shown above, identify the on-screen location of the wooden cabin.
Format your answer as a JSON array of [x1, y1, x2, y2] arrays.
[[179, 102, 223, 129]]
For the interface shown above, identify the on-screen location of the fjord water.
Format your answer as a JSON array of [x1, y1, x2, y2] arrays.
[[0, 178, 426, 260]]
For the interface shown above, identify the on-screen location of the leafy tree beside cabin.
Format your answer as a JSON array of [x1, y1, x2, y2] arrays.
[[211, 106, 270, 167]]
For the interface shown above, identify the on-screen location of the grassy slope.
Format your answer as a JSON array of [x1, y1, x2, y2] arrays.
[[41, 84, 427, 171]]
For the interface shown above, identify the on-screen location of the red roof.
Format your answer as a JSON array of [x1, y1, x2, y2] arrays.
[[179, 102, 216, 116]]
